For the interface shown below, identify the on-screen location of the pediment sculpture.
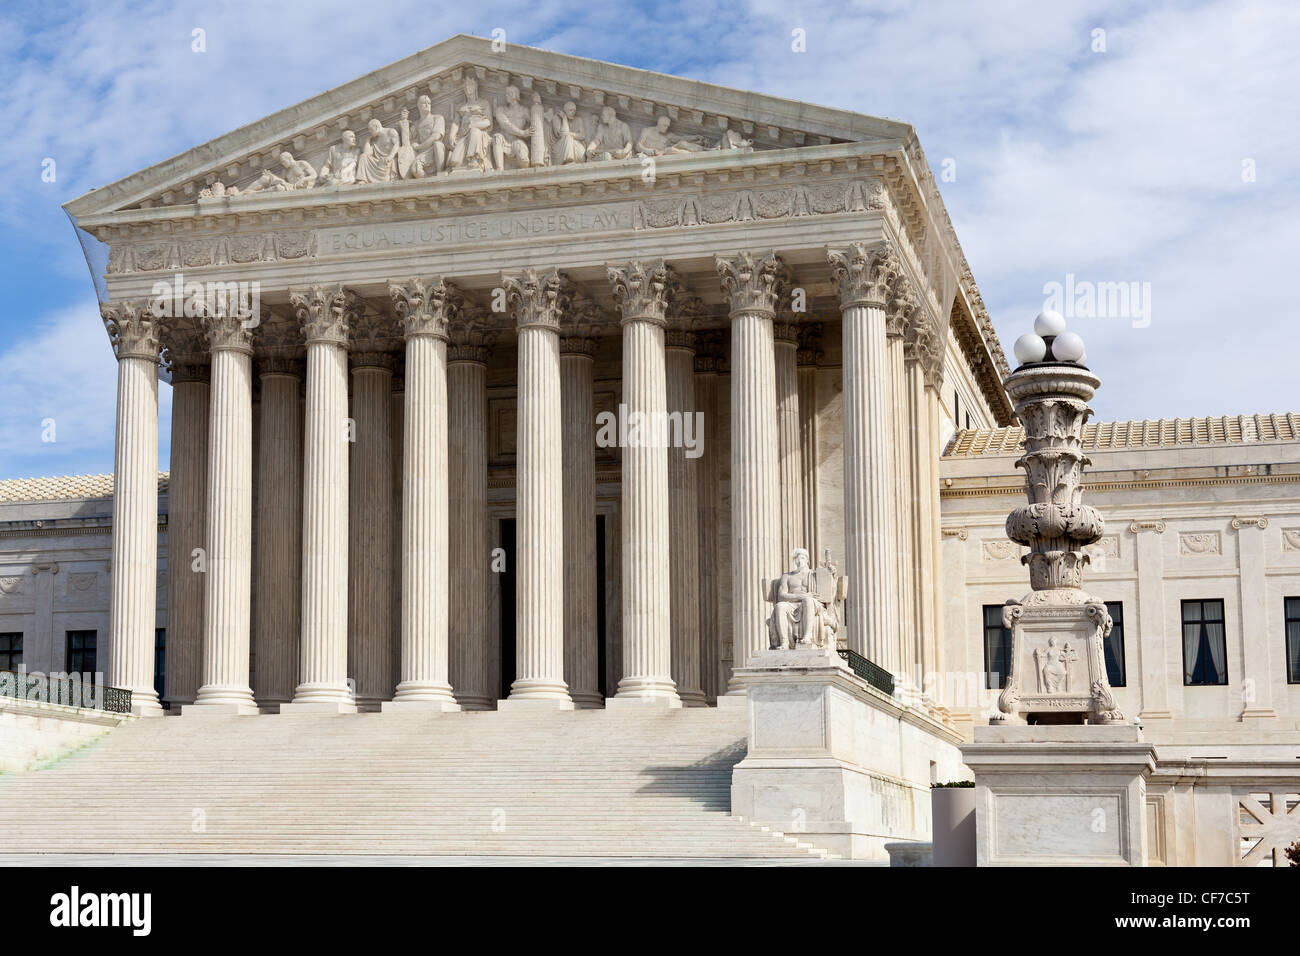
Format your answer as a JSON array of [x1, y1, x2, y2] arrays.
[[765, 548, 847, 651]]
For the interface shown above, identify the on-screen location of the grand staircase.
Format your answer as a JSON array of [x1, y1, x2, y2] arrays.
[[0, 707, 835, 859]]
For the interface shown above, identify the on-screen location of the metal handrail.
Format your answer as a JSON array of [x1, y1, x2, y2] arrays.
[[0, 670, 133, 714], [837, 649, 895, 696]]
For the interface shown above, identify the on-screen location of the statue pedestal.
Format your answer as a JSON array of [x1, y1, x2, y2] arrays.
[[960, 724, 1156, 866], [729, 648, 965, 860]]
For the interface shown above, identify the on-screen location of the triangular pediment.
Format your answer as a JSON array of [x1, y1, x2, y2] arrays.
[[65, 34, 914, 219]]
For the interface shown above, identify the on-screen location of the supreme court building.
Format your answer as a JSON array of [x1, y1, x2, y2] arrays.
[[3, 34, 1297, 864]]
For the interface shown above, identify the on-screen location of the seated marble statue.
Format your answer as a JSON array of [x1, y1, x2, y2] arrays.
[[586, 106, 633, 162], [767, 548, 841, 650]]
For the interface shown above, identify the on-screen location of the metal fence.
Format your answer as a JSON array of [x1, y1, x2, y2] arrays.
[[0, 670, 133, 714], [838, 649, 895, 696]]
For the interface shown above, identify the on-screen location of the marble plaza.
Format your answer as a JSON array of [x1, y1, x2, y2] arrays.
[[0, 35, 1296, 864]]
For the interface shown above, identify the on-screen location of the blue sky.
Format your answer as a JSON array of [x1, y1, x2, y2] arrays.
[[1, 0, 1296, 478]]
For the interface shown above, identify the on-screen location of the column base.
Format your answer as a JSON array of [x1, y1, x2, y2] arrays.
[[390, 681, 459, 706], [497, 698, 575, 712], [278, 701, 359, 714], [381, 699, 462, 713], [506, 677, 573, 704], [570, 692, 605, 709], [128, 693, 165, 718], [453, 694, 496, 711], [676, 688, 709, 707], [179, 701, 260, 716]]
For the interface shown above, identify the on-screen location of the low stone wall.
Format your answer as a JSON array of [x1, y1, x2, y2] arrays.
[[0, 697, 132, 773], [729, 647, 966, 860]]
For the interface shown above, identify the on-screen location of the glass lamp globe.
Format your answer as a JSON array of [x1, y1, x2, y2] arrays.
[[1013, 333, 1047, 365], [1033, 309, 1067, 337], [1051, 331, 1086, 362]]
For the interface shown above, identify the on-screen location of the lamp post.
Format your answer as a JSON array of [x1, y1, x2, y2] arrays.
[[992, 310, 1124, 724]]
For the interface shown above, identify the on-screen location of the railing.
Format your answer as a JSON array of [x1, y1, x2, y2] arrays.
[[838, 649, 895, 697], [0, 670, 133, 714]]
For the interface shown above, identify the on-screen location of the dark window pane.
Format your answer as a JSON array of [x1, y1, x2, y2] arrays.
[[1285, 598, 1300, 684], [1182, 601, 1227, 686], [982, 605, 1011, 690], [1103, 602, 1126, 687]]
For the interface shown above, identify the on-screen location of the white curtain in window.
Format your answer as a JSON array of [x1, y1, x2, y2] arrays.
[[1183, 622, 1201, 682], [1205, 619, 1227, 682]]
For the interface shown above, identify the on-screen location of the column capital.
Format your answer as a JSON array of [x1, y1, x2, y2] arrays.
[[171, 360, 211, 384], [258, 356, 303, 378], [504, 268, 570, 332], [560, 335, 599, 357], [448, 302, 496, 363], [906, 320, 945, 390], [773, 320, 800, 346], [716, 251, 787, 317], [289, 285, 358, 347], [101, 300, 162, 362], [796, 323, 824, 368], [827, 240, 898, 310], [204, 313, 255, 354], [351, 351, 397, 372], [886, 274, 920, 339], [390, 277, 459, 341], [607, 259, 670, 326], [693, 330, 724, 373]]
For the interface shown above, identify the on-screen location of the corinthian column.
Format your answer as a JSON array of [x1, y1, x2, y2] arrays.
[[606, 261, 679, 706], [103, 302, 164, 716], [164, 352, 208, 707], [828, 242, 897, 667], [385, 278, 458, 710], [774, 318, 803, 563], [252, 358, 302, 709], [666, 310, 705, 706], [283, 286, 356, 713], [348, 349, 396, 710], [192, 314, 257, 713], [796, 325, 823, 561], [693, 334, 722, 701], [560, 328, 602, 708], [447, 317, 492, 710], [502, 269, 572, 707], [887, 277, 919, 684], [717, 252, 785, 689]]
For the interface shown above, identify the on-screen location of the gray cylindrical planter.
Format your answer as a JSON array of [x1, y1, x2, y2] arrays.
[[931, 787, 977, 867]]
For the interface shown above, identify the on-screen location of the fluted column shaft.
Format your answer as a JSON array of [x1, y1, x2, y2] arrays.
[[504, 270, 571, 704], [829, 243, 896, 666], [905, 358, 934, 691], [561, 343, 601, 707], [349, 358, 395, 709], [448, 356, 491, 709], [287, 286, 355, 711], [796, 344, 820, 562], [105, 303, 163, 716], [774, 328, 803, 562], [194, 324, 257, 712], [252, 364, 302, 707], [887, 330, 913, 681], [165, 367, 208, 706], [718, 253, 784, 688], [693, 354, 721, 701], [666, 339, 705, 705]]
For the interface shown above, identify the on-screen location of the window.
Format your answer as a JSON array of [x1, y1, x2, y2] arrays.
[[953, 390, 960, 424], [66, 630, 98, 679], [154, 628, 166, 702], [1286, 597, 1300, 684], [1181, 600, 1227, 685], [1103, 602, 1126, 687], [0, 633, 21, 672], [982, 605, 1012, 689]]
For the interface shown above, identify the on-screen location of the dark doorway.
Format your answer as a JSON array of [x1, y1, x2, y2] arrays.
[[596, 514, 607, 698], [499, 518, 516, 695]]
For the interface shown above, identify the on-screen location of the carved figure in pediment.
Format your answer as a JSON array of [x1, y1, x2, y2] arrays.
[[492, 85, 534, 170], [357, 118, 401, 183], [586, 106, 633, 162], [447, 76, 495, 172], [318, 130, 360, 186], [550, 101, 589, 165], [199, 180, 239, 199], [244, 151, 317, 193], [715, 118, 753, 152], [637, 115, 706, 156], [405, 95, 446, 178]]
